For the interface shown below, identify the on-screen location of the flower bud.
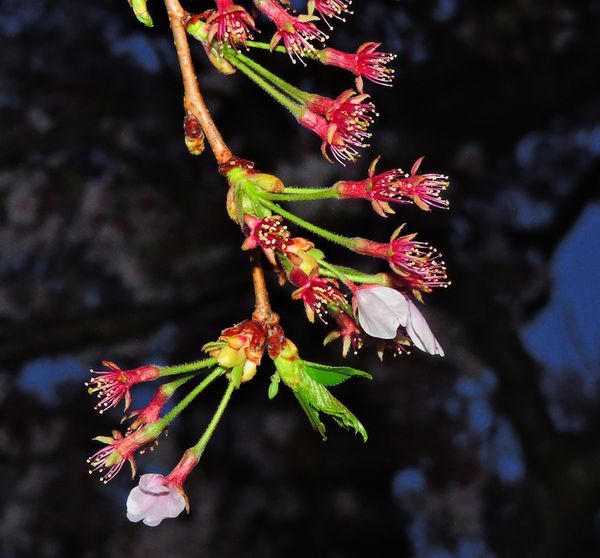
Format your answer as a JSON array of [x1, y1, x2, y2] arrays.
[[272, 339, 302, 388]]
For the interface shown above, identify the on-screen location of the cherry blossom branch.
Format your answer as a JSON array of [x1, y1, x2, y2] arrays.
[[163, 0, 233, 164], [249, 250, 279, 325]]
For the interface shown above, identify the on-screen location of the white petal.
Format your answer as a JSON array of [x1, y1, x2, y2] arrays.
[[142, 514, 163, 527], [406, 300, 445, 356], [164, 488, 186, 518], [126, 487, 155, 523], [356, 286, 409, 339]]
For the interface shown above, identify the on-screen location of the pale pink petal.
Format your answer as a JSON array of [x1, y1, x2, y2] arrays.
[[126, 486, 156, 523], [406, 300, 444, 356], [164, 489, 187, 517], [139, 473, 169, 495], [126, 476, 186, 526], [356, 286, 409, 339]]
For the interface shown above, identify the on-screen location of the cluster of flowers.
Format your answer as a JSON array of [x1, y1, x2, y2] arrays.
[[88, 317, 370, 525], [226, 159, 448, 358], [185, 0, 397, 164], [87, 0, 451, 527]]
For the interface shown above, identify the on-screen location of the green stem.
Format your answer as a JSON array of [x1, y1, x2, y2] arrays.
[[318, 265, 389, 285], [257, 198, 356, 249], [232, 50, 311, 104], [226, 55, 303, 116], [283, 186, 339, 195], [313, 256, 351, 284], [157, 368, 224, 429], [161, 374, 195, 395], [258, 185, 340, 201], [245, 40, 319, 61], [246, 40, 287, 53], [188, 379, 236, 458], [159, 357, 217, 376]]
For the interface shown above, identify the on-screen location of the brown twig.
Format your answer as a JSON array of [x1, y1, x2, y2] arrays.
[[163, 0, 233, 164], [163, 0, 276, 326], [249, 251, 279, 326]]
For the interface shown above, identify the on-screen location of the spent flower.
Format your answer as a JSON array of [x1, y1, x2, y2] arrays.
[[354, 226, 449, 293], [318, 42, 396, 91], [337, 156, 449, 216], [86, 361, 160, 413], [308, 0, 353, 28], [87, 424, 161, 483], [242, 214, 291, 265], [289, 268, 347, 323], [300, 89, 376, 164], [254, 0, 328, 63], [206, 0, 256, 48]]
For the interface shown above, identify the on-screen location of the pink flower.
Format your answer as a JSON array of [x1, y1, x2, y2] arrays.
[[354, 285, 408, 339], [309, 0, 353, 28], [126, 474, 187, 527], [318, 42, 396, 91], [127, 449, 199, 526], [206, 0, 256, 48], [337, 156, 450, 216], [299, 89, 376, 164], [86, 361, 161, 414], [354, 227, 449, 293], [405, 299, 444, 356], [254, 0, 328, 63], [354, 286, 444, 356]]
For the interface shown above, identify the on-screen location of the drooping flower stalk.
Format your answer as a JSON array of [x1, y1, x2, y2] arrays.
[[86, 358, 217, 414], [127, 378, 237, 526], [336, 156, 449, 215], [353, 228, 449, 293], [88, 368, 225, 482]]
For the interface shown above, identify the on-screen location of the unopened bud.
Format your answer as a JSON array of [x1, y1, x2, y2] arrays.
[[184, 113, 205, 156]]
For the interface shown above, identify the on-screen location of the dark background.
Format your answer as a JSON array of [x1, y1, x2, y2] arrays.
[[2, 0, 600, 556]]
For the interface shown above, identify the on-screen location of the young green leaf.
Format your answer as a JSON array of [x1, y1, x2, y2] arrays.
[[301, 360, 372, 386], [294, 391, 327, 440], [128, 0, 153, 28], [268, 373, 280, 400], [294, 373, 368, 442]]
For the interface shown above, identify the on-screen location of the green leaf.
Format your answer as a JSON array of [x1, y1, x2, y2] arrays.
[[301, 361, 372, 386], [268, 374, 280, 400], [294, 391, 327, 440], [230, 363, 243, 388], [129, 0, 153, 28], [294, 373, 368, 442]]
